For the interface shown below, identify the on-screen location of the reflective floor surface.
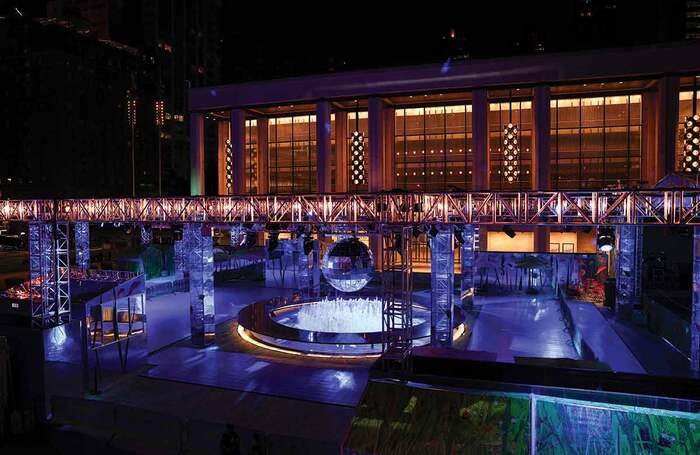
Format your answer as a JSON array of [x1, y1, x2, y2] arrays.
[[467, 295, 580, 362], [144, 345, 369, 407]]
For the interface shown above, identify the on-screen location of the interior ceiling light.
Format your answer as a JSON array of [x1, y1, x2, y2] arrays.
[[503, 90, 520, 184], [683, 77, 700, 174], [350, 101, 365, 186]]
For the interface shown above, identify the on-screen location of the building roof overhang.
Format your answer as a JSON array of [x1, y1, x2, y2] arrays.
[[189, 41, 700, 113]]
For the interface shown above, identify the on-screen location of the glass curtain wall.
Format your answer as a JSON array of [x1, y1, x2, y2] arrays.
[[268, 114, 317, 193], [394, 105, 473, 192], [488, 100, 532, 190], [677, 90, 700, 172], [244, 119, 257, 194], [550, 95, 642, 189]]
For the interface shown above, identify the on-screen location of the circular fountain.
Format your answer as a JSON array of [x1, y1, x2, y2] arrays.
[[237, 296, 434, 357], [237, 238, 464, 358]]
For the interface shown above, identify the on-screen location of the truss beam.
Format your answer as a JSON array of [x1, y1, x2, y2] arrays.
[[184, 223, 215, 346], [430, 228, 455, 348], [74, 221, 90, 269], [381, 226, 413, 366], [460, 225, 476, 309], [29, 221, 71, 328], [3, 191, 700, 226], [615, 225, 643, 318]]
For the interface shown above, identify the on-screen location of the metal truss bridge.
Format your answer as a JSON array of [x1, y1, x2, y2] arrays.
[[2, 190, 700, 226]]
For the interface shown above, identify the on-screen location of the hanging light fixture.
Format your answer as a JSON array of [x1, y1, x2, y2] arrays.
[[225, 138, 233, 193], [350, 101, 365, 186], [597, 226, 615, 253], [683, 76, 700, 174], [502, 90, 520, 184]]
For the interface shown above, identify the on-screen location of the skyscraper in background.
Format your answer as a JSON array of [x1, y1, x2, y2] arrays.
[[107, 0, 223, 195], [0, 0, 222, 198], [0, 9, 154, 198], [687, 0, 700, 39]]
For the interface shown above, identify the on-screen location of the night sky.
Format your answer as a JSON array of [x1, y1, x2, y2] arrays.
[[221, 1, 686, 83], [0, 0, 689, 83]]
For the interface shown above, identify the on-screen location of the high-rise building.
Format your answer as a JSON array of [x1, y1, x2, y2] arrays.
[[108, 0, 224, 195], [687, 0, 700, 39], [0, 13, 155, 198], [6, 0, 224, 197]]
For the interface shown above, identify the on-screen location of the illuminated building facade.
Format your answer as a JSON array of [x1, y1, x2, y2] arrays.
[[189, 42, 700, 257]]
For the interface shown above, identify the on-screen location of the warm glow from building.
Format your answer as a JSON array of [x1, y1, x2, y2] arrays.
[[486, 231, 534, 252]]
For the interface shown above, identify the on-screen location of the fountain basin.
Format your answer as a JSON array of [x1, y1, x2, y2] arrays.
[[237, 296, 449, 357]]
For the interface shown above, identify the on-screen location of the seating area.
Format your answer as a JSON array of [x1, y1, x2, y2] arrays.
[[49, 395, 337, 454]]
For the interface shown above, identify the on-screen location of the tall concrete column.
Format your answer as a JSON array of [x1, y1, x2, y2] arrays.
[[431, 228, 455, 347], [534, 228, 549, 253], [335, 111, 348, 193], [368, 99, 386, 273], [532, 85, 551, 253], [657, 77, 681, 177], [368, 97, 385, 193], [316, 101, 332, 193], [532, 85, 551, 191], [642, 90, 660, 185], [383, 107, 396, 190], [74, 221, 90, 270], [189, 112, 205, 196], [472, 89, 489, 191], [257, 118, 269, 194], [230, 109, 246, 195], [184, 223, 215, 346], [615, 225, 642, 318], [692, 227, 700, 375], [460, 225, 475, 309]]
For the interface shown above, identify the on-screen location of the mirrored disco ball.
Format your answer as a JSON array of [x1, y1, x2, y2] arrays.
[[322, 237, 374, 292]]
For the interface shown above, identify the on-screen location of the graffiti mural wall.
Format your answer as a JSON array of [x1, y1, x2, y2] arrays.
[[344, 380, 700, 454], [475, 252, 607, 304]]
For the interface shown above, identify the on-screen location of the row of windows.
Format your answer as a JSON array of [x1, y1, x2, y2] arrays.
[[230, 90, 696, 194], [551, 95, 642, 189]]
